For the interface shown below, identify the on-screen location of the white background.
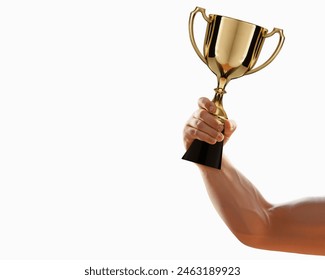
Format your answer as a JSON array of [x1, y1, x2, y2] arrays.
[[1, 0, 325, 263]]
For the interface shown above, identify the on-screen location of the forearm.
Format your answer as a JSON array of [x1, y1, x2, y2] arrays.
[[198, 156, 325, 255], [198, 156, 272, 241]]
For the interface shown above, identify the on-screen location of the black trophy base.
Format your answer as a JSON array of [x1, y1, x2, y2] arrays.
[[182, 139, 223, 169]]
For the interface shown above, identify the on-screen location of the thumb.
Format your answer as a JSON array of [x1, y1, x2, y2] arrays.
[[223, 119, 237, 144]]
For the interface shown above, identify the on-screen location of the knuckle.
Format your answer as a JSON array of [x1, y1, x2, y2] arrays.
[[189, 127, 198, 137], [197, 109, 207, 119], [198, 96, 207, 105], [184, 125, 194, 136], [195, 119, 204, 130]]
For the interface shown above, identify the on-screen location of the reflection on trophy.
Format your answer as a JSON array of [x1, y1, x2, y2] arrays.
[[182, 7, 285, 169]]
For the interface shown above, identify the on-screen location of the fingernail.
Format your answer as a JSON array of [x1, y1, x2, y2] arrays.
[[209, 105, 215, 113], [231, 121, 236, 130], [217, 133, 224, 142]]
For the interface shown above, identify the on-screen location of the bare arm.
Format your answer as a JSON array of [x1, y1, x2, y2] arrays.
[[184, 97, 325, 256]]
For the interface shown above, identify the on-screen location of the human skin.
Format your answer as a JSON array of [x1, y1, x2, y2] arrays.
[[183, 97, 325, 256]]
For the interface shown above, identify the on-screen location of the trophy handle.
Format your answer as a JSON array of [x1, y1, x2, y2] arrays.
[[188, 7, 212, 64], [246, 28, 285, 75]]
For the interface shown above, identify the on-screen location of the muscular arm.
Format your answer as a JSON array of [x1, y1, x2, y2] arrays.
[[184, 97, 325, 256], [199, 158, 325, 255]]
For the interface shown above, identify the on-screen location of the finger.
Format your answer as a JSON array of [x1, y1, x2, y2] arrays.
[[188, 117, 220, 139], [193, 109, 224, 132], [198, 97, 216, 114], [184, 125, 223, 146]]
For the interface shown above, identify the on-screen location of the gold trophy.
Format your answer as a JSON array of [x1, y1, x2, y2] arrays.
[[182, 7, 285, 169]]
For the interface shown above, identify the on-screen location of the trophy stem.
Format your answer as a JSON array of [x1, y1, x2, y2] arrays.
[[212, 87, 227, 122]]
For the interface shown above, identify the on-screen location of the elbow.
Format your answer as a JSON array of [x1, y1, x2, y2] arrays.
[[233, 231, 269, 250], [230, 209, 274, 251]]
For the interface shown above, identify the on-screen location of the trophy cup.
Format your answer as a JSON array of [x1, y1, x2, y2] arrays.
[[182, 7, 285, 169]]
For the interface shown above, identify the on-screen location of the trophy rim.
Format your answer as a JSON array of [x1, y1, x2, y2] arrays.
[[208, 13, 266, 30]]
